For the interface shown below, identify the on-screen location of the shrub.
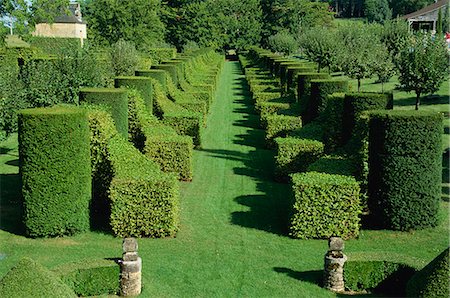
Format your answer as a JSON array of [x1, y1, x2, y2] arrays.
[[286, 66, 316, 91], [115, 76, 153, 114], [345, 261, 416, 296], [304, 79, 349, 123], [154, 64, 179, 86], [252, 91, 282, 105], [18, 106, 91, 237], [265, 115, 302, 146], [146, 48, 177, 64], [368, 110, 443, 230], [29, 36, 81, 55], [79, 88, 129, 138], [267, 31, 298, 55], [136, 69, 167, 90], [110, 39, 139, 76], [296, 72, 330, 110], [0, 258, 77, 298], [273, 58, 297, 77], [322, 93, 345, 152], [257, 101, 291, 119], [53, 259, 120, 297], [342, 92, 393, 143], [307, 152, 356, 177], [279, 62, 307, 88], [289, 172, 361, 239], [407, 248, 449, 298]]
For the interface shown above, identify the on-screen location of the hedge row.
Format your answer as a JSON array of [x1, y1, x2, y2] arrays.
[[18, 106, 91, 237]]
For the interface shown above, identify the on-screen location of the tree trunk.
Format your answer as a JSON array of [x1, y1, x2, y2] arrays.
[[415, 92, 421, 110], [357, 79, 361, 92]]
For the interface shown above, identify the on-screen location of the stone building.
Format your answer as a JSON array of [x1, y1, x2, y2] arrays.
[[402, 0, 449, 32]]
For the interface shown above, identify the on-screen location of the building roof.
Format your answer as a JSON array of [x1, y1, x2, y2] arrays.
[[53, 14, 86, 24], [402, 0, 448, 20]]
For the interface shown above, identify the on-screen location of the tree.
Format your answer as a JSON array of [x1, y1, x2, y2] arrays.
[[299, 26, 338, 72], [84, 0, 165, 50], [372, 43, 395, 91], [380, 19, 411, 66], [364, 0, 392, 24], [397, 33, 449, 110], [436, 8, 443, 35], [268, 30, 298, 55], [389, 0, 435, 18]]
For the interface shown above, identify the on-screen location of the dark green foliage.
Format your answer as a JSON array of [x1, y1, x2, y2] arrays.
[[53, 259, 120, 297], [257, 101, 290, 120], [345, 261, 416, 296], [307, 152, 356, 177], [136, 69, 167, 90], [146, 48, 177, 64], [154, 64, 179, 86], [286, 66, 316, 91], [322, 93, 345, 152], [368, 110, 443, 230], [289, 172, 361, 239], [364, 0, 392, 23], [0, 258, 77, 298], [79, 88, 129, 138], [115, 76, 153, 114], [296, 72, 330, 109], [28, 37, 81, 55], [342, 92, 393, 143], [265, 115, 302, 145], [18, 106, 91, 237], [110, 39, 139, 76], [304, 79, 348, 123], [407, 248, 449, 298], [267, 31, 298, 55]]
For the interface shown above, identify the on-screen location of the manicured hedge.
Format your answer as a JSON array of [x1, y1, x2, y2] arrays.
[[279, 62, 306, 87], [286, 66, 316, 91], [53, 259, 119, 297], [322, 93, 345, 152], [368, 110, 443, 230], [79, 88, 129, 138], [289, 172, 361, 239], [18, 106, 91, 237], [153, 64, 179, 86], [345, 261, 416, 296], [342, 92, 393, 143], [114, 76, 153, 114], [136, 69, 167, 90], [29, 36, 81, 55], [307, 152, 356, 177], [406, 248, 449, 298], [166, 75, 208, 119], [304, 79, 349, 124], [0, 258, 77, 298], [146, 48, 177, 64], [265, 115, 302, 146], [88, 108, 180, 237], [296, 73, 330, 111]]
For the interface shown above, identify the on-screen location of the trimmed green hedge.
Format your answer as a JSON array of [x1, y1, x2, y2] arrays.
[[88, 108, 180, 237], [146, 48, 177, 64], [286, 66, 316, 91], [322, 93, 345, 152], [289, 172, 361, 239], [345, 261, 416, 296], [79, 88, 129, 138], [0, 258, 77, 297], [343, 92, 393, 143], [296, 73, 330, 111], [304, 79, 349, 124], [53, 259, 119, 297], [154, 64, 179, 86], [265, 115, 302, 146], [407, 248, 449, 298], [29, 36, 81, 55], [368, 110, 443, 230], [307, 152, 356, 177], [136, 69, 167, 90], [279, 62, 306, 88], [18, 106, 91, 237], [115, 76, 153, 114]]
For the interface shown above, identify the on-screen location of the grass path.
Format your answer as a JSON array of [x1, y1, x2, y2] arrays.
[[0, 61, 448, 297]]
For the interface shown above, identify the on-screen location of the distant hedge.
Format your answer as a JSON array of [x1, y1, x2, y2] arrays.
[[153, 64, 179, 86], [18, 106, 91, 237], [0, 258, 76, 298], [286, 66, 316, 91], [115, 76, 153, 114], [79, 88, 129, 138], [136, 69, 167, 90], [289, 172, 361, 239], [146, 48, 177, 64], [29, 36, 81, 55], [368, 110, 442, 230], [407, 248, 449, 298], [296, 73, 330, 111]]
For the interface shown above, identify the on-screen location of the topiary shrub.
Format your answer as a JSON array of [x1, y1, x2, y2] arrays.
[[29, 36, 81, 55], [289, 172, 361, 239], [115, 76, 153, 114], [153, 64, 179, 86], [322, 93, 346, 152], [345, 260, 416, 296], [265, 115, 302, 146], [145, 48, 177, 64], [304, 79, 349, 124], [79, 88, 129, 138], [307, 151, 356, 177], [53, 259, 120, 297], [136, 69, 167, 90], [286, 66, 316, 91], [279, 62, 307, 88], [18, 106, 91, 237], [252, 91, 282, 105], [0, 257, 77, 298], [296, 72, 330, 111], [406, 248, 449, 298], [368, 110, 443, 230], [343, 92, 393, 143]]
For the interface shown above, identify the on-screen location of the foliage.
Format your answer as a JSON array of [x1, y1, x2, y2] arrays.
[[380, 19, 411, 65], [84, 0, 165, 50], [364, 0, 392, 24], [145, 48, 177, 65], [53, 259, 120, 297], [397, 33, 449, 110], [389, 0, 435, 18], [299, 26, 339, 72], [267, 31, 298, 55], [265, 115, 302, 145], [372, 43, 395, 89], [296, 72, 330, 108], [0, 258, 77, 298], [110, 39, 139, 76], [322, 93, 345, 151], [407, 248, 449, 298], [115, 76, 153, 114], [344, 261, 416, 295], [18, 106, 91, 237], [368, 110, 443, 230], [289, 171, 361, 239], [28, 37, 81, 55], [307, 152, 356, 177]]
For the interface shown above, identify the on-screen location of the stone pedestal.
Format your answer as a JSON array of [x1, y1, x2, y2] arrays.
[[120, 238, 142, 296], [323, 236, 347, 292]]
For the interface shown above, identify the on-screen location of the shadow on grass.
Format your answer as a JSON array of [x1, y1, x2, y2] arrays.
[[395, 94, 449, 107], [273, 267, 322, 286], [442, 154, 449, 202], [0, 173, 24, 235]]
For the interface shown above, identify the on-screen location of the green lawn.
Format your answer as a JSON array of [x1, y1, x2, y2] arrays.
[[0, 61, 448, 297]]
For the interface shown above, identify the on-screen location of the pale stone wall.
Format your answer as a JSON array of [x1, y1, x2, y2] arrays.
[[33, 23, 87, 40]]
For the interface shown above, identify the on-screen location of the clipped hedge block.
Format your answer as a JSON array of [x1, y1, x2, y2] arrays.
[[286, 66, 316, 90], [153, 64, 179, 86], [322, 93, 345, 152], [266, 115, 302, 146], [407, 248, 449, 298], [115, 76, 153, 114], [307, 152, 356, 177], [368, 110, 443, 230], [136, 69, 167, 90], [79, 88, 129, 138], [297, 73, 331, 109], [146, 48, 177, 64], [345, 261, 416, 296], [53, 259, 120, 297], [0, 258, 76, 298], [289, 172, 361, 239], [18, 106, 91, 237], [304, 79, 349, 124]]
